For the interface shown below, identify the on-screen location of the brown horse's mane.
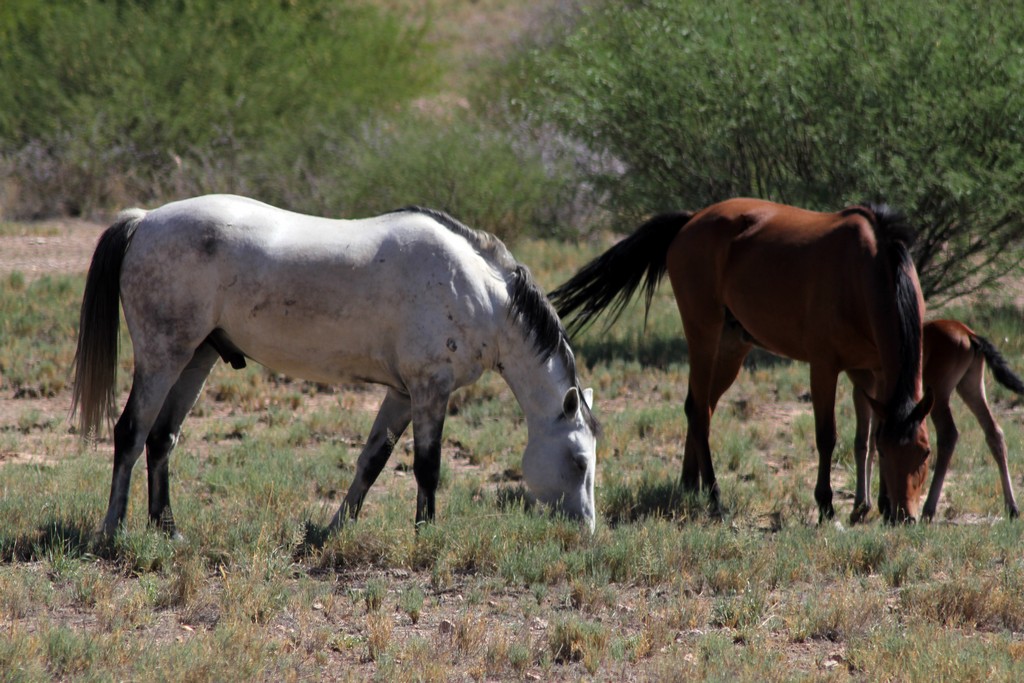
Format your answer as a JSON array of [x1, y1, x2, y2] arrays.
[[846, 203, 924, 435]]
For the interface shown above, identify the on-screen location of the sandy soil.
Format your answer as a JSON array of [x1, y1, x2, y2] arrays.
[[1, 218, 104, 281]]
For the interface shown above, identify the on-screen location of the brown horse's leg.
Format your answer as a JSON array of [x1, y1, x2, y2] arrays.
[[680, 322, 725, 511], [680, 321, 750, 514], [708, 328, 753, 412], [848, 371, 876, 524], [681, 428, 702, 493], [809, 366, 840, 523], [954, 360, 1020, 519]]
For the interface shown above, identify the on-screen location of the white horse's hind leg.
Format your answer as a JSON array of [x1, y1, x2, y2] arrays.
[[144, 343, 221, 539], [103, 368, 185, 537], [331, 389, 412, 530]]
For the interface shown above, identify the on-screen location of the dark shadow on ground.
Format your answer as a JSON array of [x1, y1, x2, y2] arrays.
[[574, 334, 794, 371]]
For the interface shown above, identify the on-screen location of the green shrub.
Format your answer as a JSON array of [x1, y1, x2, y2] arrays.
[[323, 110, 576, 241], [512, 0, 1024, 301], [0, 0, 439, 217]]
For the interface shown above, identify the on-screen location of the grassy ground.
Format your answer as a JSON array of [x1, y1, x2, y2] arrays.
[[3, 226, 1024, 680]]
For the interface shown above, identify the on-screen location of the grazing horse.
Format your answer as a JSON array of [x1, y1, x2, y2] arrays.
[[72, 194, 598, 538], [551, 198, 932, 523], [852, 319, 1023, 521]]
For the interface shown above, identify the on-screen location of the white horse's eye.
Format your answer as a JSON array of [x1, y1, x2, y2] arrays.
[[572, 452, 589, 472]]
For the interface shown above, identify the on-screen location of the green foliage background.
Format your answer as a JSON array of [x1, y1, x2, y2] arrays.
[[0, 0, 431, 147], [0, 1, 437, 211], [512, 0, 1024, 300], [2, 0, 1024, 294]]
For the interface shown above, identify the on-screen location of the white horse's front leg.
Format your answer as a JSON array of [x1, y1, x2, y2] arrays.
[[332, 389, 412, 531], [411, 389, 451, 528]]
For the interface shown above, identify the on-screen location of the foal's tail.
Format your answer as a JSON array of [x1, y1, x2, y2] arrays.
[[71, 209, 146, 437], [971, 333, 1024, 395], [549, 212, 693, 336]]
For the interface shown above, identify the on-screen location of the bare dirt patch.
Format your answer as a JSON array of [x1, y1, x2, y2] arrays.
[[0, 218, 104, 281]]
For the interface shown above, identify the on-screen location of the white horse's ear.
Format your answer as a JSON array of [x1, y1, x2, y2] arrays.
[[583, 387, 594, 410], [562, 387, 581, 418]]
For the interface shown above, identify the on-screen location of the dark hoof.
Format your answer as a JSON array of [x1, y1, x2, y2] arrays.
[[817, 505, 836, 526], [849, 502, 871, 525], [883, 510, 917, 525]]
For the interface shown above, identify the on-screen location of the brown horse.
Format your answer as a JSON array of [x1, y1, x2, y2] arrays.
[[552, 198, 933, 523], [852, 319, 1023, 521]]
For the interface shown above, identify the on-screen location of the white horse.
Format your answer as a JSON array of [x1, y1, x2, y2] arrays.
[[72, 194, 598, 537]]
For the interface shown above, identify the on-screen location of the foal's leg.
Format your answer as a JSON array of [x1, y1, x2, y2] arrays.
[[954, 360, 1019, 519], [331, 388, 412, 530], [144, 343, 220, 538], [920, 387, 958, 521], [809, 366, 839, 523]]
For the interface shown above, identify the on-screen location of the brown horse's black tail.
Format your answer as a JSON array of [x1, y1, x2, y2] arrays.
[[70, 209, 145, 438], [971, 333, 1024, 395], [549, 211, 693, 336]]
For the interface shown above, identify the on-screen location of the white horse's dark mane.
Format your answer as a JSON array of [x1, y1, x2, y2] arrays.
[[392, 205, 516, 268], [397, 206, 597, 428]]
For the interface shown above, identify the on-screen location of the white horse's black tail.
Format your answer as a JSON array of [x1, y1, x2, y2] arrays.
[[971, 333, 1024, 395], [549, 211, 693, 337], [71, 209, 146, 437]]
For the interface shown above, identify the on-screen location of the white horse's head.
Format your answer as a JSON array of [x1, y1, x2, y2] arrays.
[[521, 386, 597, 532]]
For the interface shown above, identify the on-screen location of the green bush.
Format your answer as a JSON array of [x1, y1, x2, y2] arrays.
[[512, 0, 1024, 301], [0, 0, 438, 217], [322, 110, 576, 241]]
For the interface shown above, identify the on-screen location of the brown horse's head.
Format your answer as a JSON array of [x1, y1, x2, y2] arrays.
[[872, 390, 934, 523]]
